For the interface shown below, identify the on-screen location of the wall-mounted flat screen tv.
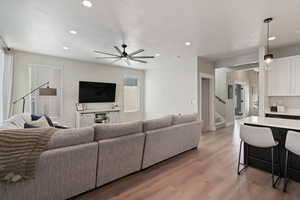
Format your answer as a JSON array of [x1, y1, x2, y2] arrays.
[[79, 81, 116, 103]]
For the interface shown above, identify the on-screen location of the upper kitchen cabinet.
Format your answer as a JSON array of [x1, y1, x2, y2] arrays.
[[268, 55, 300, 96], [290, 57, 300, 96], [268, 57, 291, 96]]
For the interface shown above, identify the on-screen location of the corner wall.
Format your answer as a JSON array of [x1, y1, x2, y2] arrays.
[[145, 58, 198, 119]]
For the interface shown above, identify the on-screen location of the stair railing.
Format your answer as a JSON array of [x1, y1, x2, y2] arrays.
[[215, 95, 226, 104]]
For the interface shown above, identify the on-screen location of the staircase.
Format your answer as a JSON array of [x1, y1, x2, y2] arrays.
[[215, 112, 226, 129], [214, 95, 226, 129]]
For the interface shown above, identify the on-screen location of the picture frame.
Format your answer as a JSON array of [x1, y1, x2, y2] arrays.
[[76, 103, 85, 111]]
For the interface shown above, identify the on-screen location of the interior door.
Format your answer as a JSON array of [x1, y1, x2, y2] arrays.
[[201, 78, 210, 131]]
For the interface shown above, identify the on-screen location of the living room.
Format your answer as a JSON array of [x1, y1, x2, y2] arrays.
[[1, 0, 300, 199]]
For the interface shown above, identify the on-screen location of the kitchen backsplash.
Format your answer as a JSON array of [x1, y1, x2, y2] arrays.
[[269, 97, 300, 110]]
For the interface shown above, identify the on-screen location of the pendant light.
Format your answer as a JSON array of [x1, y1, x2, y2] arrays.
[[264, 17, 274, 64]]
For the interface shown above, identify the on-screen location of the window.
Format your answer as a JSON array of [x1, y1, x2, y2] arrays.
[[30, 65, 63, 119], [124, 76, 140, 112]]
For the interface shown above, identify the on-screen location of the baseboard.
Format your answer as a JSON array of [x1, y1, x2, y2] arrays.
[[226, 121, 234, 127], [208, 125, 216, 131]]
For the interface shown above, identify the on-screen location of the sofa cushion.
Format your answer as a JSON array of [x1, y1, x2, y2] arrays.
[[143, 115, 173, 131], [94, 121, 143, 140], [172, 114, 198, 125], [47, 127, 94, 150]]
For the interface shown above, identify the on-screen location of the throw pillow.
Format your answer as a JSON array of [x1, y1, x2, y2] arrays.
[[26, 116, 50, 128], [31, 114, 54, 127], [24, 123, 39, 129]]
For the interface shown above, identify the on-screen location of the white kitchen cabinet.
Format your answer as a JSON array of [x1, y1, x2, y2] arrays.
[[268, 58, 291, 96], [290, 57, 300, 96]]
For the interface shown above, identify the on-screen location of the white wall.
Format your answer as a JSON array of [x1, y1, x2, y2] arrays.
[[145, 58, 198, 119], [12, 50, 145, 127]]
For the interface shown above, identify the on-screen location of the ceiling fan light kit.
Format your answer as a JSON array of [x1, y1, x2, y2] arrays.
[[94, 44, 155, 65], [264, 17, 274, 64]]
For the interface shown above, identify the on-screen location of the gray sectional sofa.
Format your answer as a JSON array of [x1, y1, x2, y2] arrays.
[[0, 114, 202, 200], [142, 115, 202, 169]]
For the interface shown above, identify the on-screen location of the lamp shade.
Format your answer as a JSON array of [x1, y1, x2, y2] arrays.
[[264, 53, 274, 64], [39, 88, 57, 96]]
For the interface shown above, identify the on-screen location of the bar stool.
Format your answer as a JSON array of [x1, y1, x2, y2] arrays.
[[237, 124, 281, 188], [284, 130, 300, 192]]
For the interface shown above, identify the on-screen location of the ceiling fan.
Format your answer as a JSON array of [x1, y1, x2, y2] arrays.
[[94, 44, 155, 65]]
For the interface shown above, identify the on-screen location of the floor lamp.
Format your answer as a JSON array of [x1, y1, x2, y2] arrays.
[[13, 81, 57, 113]]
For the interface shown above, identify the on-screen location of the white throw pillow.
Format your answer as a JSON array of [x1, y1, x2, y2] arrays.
[[5, 114, 27, 128], [26, 116, 50, 128]]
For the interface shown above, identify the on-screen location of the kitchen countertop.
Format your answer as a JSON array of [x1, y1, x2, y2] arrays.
[[265, 109, 300, 116], [242, 116, 300, 131]]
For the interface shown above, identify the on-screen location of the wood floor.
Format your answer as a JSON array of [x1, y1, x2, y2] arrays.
[[72, 124, 300, 200]]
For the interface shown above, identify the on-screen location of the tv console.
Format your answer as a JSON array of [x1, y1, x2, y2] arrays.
[[75, 108, 121, 128]]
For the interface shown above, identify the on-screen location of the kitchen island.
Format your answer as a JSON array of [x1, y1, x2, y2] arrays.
[[242, 116, 300, 182]]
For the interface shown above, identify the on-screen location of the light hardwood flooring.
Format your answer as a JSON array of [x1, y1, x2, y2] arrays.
[[73, 124, 300, 200]]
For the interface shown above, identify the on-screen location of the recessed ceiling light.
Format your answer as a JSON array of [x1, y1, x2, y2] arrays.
[[63, 46, 69, 50], [69, 30, 77, 35], [185, 42, 191, 46], [155, 53, 160, 57], [268, 36, 276, 41], [82, 0, 93, 7]]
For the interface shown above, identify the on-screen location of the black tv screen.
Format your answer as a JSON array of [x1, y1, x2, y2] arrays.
[[79, 81, 116, 103]]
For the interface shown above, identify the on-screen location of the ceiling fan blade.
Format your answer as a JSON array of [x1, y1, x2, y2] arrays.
[[114, 46, 123, 55], [96, 56, 120, 59], [131, 56, 155, 59], [129, 49, 144, 56], [123, 58, 131, 65], [94, 50, 119, 57], [111, 58, 121, 64], [130, 58, 147, 64]]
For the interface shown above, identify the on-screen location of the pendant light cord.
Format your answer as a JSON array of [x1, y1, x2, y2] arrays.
[[267, 22, 270, 53]]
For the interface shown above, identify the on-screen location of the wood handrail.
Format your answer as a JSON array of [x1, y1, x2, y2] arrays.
[[215, 95, 226, 104]]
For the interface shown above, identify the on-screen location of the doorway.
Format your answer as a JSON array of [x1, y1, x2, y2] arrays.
[[234, 83, 244, 117], [199, 73, 214, 132]]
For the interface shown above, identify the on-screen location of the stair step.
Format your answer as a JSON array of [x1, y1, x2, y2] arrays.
[[215, 121, 226, 129]]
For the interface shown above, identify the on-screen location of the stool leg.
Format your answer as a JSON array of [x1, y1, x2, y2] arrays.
[[271, 146, 281, 188], [237, 140, 242, 175], [271, 147, 275, 187], [277, 146, 282, 177], [284, 150, 289, 192], [237, 140, 248, 175]]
